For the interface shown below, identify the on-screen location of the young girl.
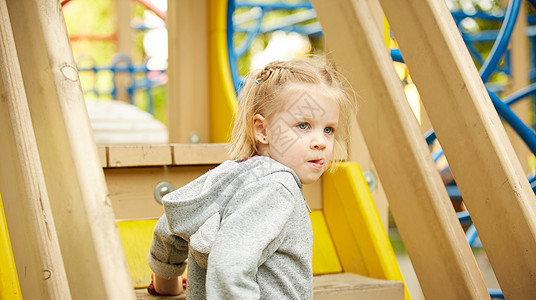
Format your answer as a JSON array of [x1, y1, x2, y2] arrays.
[[148, 58, 355, 299]]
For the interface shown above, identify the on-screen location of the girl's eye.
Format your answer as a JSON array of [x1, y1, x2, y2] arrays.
[[324, 127, 335, 134], [297, 123, 309, 130]]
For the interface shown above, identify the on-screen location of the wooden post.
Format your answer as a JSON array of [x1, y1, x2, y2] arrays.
[[379, 0, 536, 298], [6, 0, 135, 299], [167, 0, 210, 143], [114, 0, 133, 102], [505, 0, 531, 174], [311, 0, 490, 298], [0, 1, 70, 297]]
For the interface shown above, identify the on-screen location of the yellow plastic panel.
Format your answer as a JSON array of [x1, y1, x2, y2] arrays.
[[118, 211, 343, 286], [311, 210, 342, 275], [208, 0, 239, 143], [0, 194, 22, 299], [323, 163, 410, 299], [117, 218, 158, 288]]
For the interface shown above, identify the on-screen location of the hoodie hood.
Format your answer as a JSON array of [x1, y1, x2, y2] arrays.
[[162, 156, 302, 241]]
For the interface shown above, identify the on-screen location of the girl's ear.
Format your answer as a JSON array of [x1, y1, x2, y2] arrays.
[[253, 114, 269, 145]]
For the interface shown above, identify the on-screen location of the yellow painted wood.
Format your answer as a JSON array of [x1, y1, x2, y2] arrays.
[[0, 194, 22, 300], [379, 0, 536, 297], [116, 212, 341, 286], [323, 163, 409, 299], [310, 210, 342, 275], [6, 0, 135, 298], [117, 219, 159, 288], [208, 0, 239, 143], [311, 0, 489, 298]]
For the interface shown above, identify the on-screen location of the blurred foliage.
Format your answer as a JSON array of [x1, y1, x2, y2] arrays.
[[63, 0, 168, 123], [233, 5, 323, 76]]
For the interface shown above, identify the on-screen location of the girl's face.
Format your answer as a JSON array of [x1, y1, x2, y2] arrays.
[[255, 87, 340, 184]]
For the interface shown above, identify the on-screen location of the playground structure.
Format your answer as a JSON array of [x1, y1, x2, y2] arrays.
[[2, 0, 536, 300]]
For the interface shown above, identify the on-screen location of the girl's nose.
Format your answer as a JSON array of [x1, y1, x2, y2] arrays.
[[311, 134, 327, 150]]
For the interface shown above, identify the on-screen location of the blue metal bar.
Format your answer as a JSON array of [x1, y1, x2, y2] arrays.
[[466, 224, 478, 247], [390, 49, 404, 63], [235, 1, 313, 10], [457, 211, 472, 224], [503, 82, 536, 106], [424, 129, 436, 146], [487, 88, 536, 155], [228, 0, 241, 94], [234, 10, 265, 58], [446, 185, 462, 200], [479, 0, 521, 82], [450, 10, 505, 21], [463, 30, 501, 43], [488, 289, 505, 299]]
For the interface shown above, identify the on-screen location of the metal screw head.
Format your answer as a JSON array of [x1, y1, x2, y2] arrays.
[[362, 170, 378, 192], [190, 132, 200, 143], [154, 182, 174, 204]]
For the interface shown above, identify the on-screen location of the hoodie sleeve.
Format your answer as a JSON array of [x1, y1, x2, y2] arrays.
[[205, 179, 296, 298], [148, 214, 188, 279]]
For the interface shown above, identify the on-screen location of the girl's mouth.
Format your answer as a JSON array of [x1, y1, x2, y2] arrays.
[[308, 159, 324, 169]]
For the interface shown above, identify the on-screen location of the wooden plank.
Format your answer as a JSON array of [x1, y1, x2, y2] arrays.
[[105, 166, 213, 220], [172, 143, 230, 165], [167, 0, 209, 143], [348, 120, 390, 230], [114, 0, 132, 102], [505, 1, 531, 173], [98, 146, 108, 168], [314, 273, 404, 300], [105, 165, 322, 220], [6, 0, 135, 299], [379, 0, 536, 298], [108, 145, 172, 167], [0, 1, 70, 296], [311, 0, 489, 298]]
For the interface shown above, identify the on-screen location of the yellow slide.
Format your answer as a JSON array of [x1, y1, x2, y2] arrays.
[[0, 194, 22, 300], [323, 163, 410, 299]]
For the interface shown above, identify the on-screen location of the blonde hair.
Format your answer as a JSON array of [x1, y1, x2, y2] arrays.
[[228, 58, 357, 161]]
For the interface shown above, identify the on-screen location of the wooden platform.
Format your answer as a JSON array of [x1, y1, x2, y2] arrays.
[[134, 273, 404, 299]]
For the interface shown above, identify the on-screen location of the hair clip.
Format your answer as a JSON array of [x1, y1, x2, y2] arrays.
[[254, 79, 259, 84]]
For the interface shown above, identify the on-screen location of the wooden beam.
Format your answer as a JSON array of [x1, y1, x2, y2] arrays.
[[379, 0, 536, 298], [311, 0, 489, 298], [0, 1, 70, 297], [114, 0, 133, 102], [6, 0, 135, 298], [167, 0, 209, 143], [105, 165, 322, 220], [505, 0, 531, 173]]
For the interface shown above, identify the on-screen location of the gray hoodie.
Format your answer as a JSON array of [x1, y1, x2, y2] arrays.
[[148, 156, 313, 299]]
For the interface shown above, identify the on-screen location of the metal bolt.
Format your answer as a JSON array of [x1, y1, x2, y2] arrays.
[[154, 182, 174, 204], [362, 170, 378, 192], [190, 132, 200, 143]]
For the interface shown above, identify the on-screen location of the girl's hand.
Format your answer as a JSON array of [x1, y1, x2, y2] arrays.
[[151, 273, 185, 295]]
